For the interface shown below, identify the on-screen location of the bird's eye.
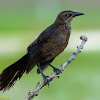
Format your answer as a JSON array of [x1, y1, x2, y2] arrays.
[[66, 13, 72, 17]]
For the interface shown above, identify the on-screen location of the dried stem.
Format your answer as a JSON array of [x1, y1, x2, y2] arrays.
[[25, 35, 88, 100]]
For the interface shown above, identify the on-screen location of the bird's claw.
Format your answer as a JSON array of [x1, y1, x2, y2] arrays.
[[49, 64, 62, 75], [43, 75, 49, 86], [53, 68, 62, 75]]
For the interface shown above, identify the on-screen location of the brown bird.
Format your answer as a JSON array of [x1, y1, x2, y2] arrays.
[[0, 10, 84, 91]]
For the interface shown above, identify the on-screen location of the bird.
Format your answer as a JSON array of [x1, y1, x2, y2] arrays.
[[0, 10, 84, 91]]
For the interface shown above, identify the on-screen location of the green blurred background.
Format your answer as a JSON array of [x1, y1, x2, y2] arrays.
[[0, 0, 100, 100]]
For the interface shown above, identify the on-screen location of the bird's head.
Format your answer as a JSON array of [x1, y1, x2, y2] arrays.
[[54, 10, 84, 25]]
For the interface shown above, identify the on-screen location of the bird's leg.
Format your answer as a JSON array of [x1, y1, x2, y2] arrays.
[[49, 64, 62, 75], [38, 66, 49, 85]]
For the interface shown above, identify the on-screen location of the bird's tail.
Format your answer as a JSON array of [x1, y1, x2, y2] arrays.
[[0, 54, 29, 91]]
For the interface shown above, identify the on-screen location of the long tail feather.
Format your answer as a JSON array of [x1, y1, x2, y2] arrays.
[[0, 54, 29, 91]]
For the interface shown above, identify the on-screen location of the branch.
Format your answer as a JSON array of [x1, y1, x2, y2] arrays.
[[25, 35, 88, 100]]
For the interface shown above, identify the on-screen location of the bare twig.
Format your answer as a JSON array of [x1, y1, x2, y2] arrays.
[[25, 35, 88, 100]]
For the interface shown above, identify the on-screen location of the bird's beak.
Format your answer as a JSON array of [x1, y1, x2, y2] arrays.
[[72, 12, 84, 17]]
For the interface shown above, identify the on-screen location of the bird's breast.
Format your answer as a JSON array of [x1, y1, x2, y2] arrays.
[[41, 31, 70, 62]]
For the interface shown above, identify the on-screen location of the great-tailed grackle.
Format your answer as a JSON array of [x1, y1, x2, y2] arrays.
[[0, 10, 84, 91]]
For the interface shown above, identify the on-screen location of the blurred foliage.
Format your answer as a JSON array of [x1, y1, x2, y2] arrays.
[[0, 52, 100, 100], [0, 0, 100, 32]]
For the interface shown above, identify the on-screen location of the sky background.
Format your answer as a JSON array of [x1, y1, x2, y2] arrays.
[[0, 0, 100, 100]]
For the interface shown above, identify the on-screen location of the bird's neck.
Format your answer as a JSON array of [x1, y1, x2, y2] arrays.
[[54, 17, 71, 28], [65, 23, 71, 31], [54, 22, 71, 32]]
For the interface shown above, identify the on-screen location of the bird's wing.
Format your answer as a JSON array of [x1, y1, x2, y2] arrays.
[[27, 24, 57, 53], [26, 24, 57, 73]]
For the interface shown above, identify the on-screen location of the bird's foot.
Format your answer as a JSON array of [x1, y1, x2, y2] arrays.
[[49, 64, 62, 75], [42, 75, 49, 86], [53, 67, 62, 75]]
